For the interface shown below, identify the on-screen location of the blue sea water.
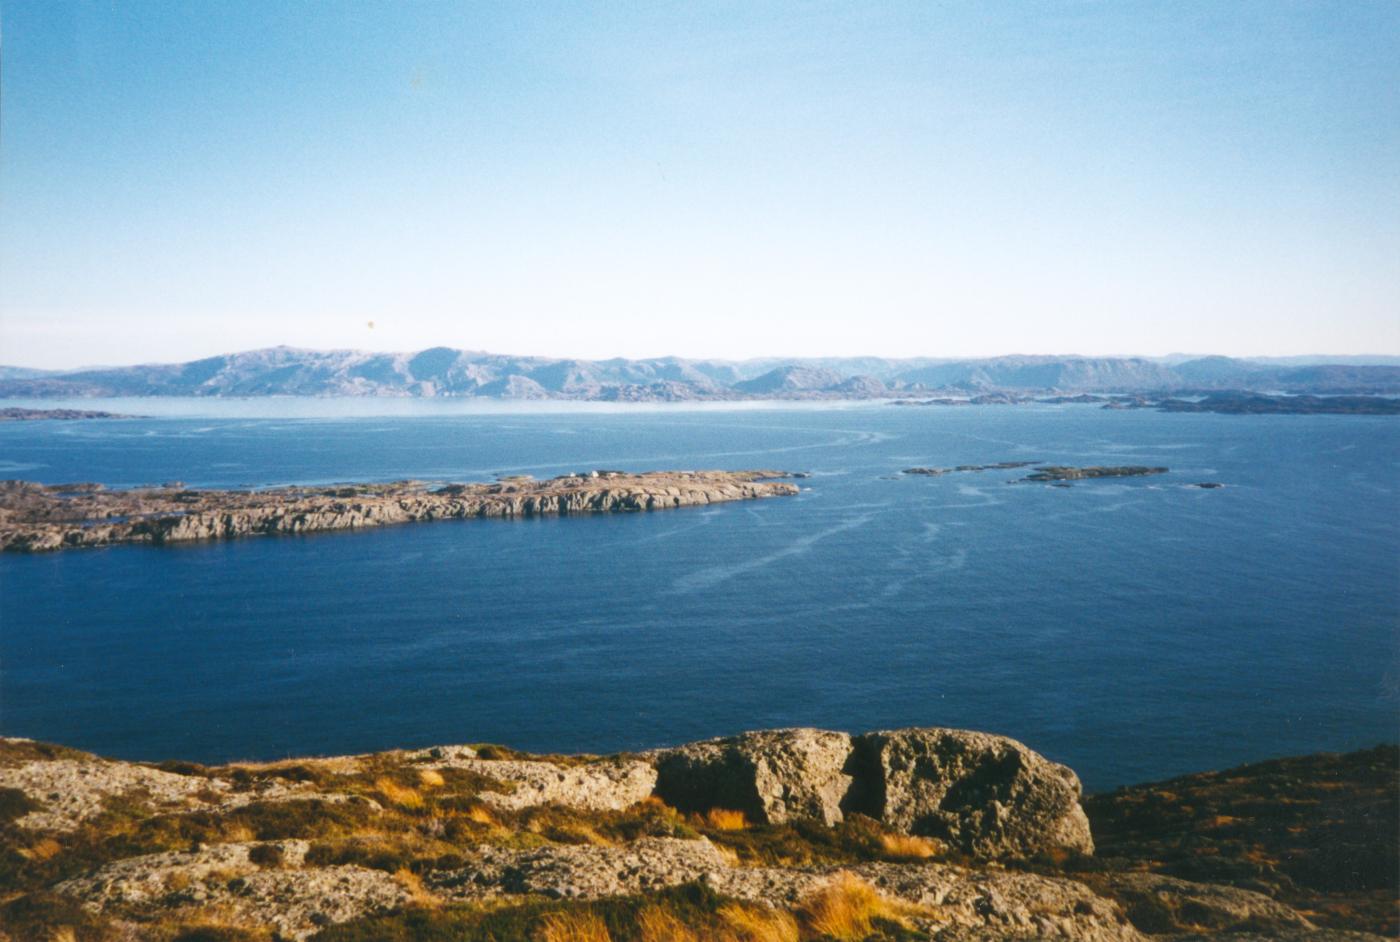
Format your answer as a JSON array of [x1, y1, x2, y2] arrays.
[[0, 399, 1396, 791]]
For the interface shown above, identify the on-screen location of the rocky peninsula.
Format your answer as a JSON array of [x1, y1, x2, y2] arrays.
[[0, 407, 133, 421], [0, 729, 1391, 942], [0, 471, 800, 553]]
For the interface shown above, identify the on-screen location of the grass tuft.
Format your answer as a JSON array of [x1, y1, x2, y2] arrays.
[[796, 872, 917, 941], [375, 777, 425, 810], [878, 832, 942, 860], [717, 903, 800, 942], [535, 909, 613, 942], [700, 808, 748, 831], [636, 906, 700, 942]]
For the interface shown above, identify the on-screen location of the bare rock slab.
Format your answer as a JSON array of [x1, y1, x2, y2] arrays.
[[652, 728, 853, 825], [844, 727, 1095, 858], [1089, 872, 1314, 935]]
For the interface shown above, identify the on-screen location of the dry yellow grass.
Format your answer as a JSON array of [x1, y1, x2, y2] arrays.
[[553, 821, 613, 846], [702, 808, 748, 830], [464, 804, 498, 826], [393, 867, 440, 907], [375, 776, 425, 810], [636, 906, 700, 942], [18, 837, 62, 861], [797, 872, 916, 941], [222, 823, 256, 843], [536, 909, 613, 942], [878, 832, 942, 860], [718, 903, 800, 942], [418, 768, 446, 788], [48, 928, 77, 942], [162, 870, 193, 892], [712, 842, 741, 867]]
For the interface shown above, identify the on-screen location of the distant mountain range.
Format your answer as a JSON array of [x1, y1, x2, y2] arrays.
[[2, 348, 1398, 400]]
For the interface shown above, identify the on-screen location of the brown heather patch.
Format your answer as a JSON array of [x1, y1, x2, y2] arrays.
[[696, 815, 885, 868], [0, 785, 44, 826], [468, 743, 610, 769], [0, 890, 120, 942], [0, 738, 93, 768], [1083, 744, 1399, 936], [245, 843, 284, 869]]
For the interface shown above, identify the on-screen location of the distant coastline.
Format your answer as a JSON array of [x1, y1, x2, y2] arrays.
[[3, 347, 1399, 401]]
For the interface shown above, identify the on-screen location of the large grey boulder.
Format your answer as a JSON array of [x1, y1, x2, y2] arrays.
[[843, 727, 1094, 858], [651, 728, 853, 825]]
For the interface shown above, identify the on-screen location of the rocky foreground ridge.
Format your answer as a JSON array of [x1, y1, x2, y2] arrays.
[[0, 470, 800, 553], [0, 730, 1392, 942]]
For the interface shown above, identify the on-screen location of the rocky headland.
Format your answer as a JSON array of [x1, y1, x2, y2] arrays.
[[0, 730, 1391, 942], [0, 470, 800, 553]]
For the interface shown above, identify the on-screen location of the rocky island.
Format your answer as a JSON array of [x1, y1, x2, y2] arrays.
[[901, 465, 1170, 484], [1020, 466, 1169, 483], [0, 729, 1391, 942], [902, 462, 1042, 476], [0, 471, 800, 553]]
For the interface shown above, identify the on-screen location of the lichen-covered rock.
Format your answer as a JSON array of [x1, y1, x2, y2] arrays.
[[425, 755, 658, 812], [1089, 872, 1314, 934], [429, 838, 1138, 940], [707, 863, 1140, 940], [427, 837, 732, 900], [0, 757, 216, 831], [1162, 933, 1388, 942], [55, 840, 408, 941], [652, 728, 853, 825], [0, 749, 374, 832], [843, 727, 1094, 858]]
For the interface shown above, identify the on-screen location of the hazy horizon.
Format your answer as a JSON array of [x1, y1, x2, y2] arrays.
[[3, 2, 1398, 367], [6, 343, 1400, 375]]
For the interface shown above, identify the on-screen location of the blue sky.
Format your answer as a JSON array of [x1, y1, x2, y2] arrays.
[[2, 1, 1397, 367]]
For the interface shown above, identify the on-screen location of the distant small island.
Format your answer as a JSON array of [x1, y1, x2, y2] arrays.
[[0, 470, 800, 553], [902, 464, 1170, 484], [0, 407, 134, 421], [1020, 465, 1169, 482]]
